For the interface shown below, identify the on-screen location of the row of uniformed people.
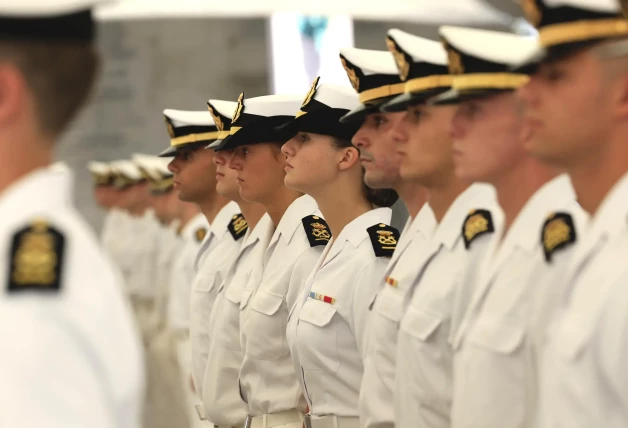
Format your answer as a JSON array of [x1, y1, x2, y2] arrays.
[[9, 0, 628, 426], [89, 153, 213, 427], [171, 2, 628, 428]]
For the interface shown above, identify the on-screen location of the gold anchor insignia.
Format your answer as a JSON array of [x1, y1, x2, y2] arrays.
[[377, 229, 397, 246], [302, 76, 320, 109], [464, 212, 489, 242], [543, 217, 571, 253], [311, 222, 331, 241], [232, 92, 244, 124], [521, 0, 542, 27], [443, 40, 464, 75], [12, 220, 58, 286], [340, 57, 360, 92], [208, 105, 224, 131], [386, 37, 410, 81], [233, 217, 248, 234], [165, 116, 176, 138]]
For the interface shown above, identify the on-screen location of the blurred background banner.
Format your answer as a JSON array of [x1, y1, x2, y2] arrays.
[[60, 0, 528, 231]]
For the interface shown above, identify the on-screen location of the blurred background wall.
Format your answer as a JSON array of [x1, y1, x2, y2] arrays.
[[56, 1, 528, 231]]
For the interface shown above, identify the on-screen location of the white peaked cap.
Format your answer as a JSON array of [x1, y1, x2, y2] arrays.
[[239, 94, 303, 117], [207, 100, 238, 118], [440, 26, 539, 66], [387, 29, 448, 65], [339, 48, 399, 76], [309, 83, 360, 110], [87, 161, 110, 174], [111, 159, 142, 180], [163, 109, 216, 128]]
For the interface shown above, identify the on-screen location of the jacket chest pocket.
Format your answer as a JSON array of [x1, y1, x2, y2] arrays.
[[194, 271, 220, 293], [297, 299, 340, 373], [455, 320, 527, 428], [244, 289, 286, 361], [222, 285, 248, 351], [400, 306, 444, 343]]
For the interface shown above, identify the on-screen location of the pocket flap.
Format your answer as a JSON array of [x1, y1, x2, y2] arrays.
[[194, 274, 219, 293], [225, 283, 244, 304], [555, 318, 590, 359], [250, 289, 284, 316], [299, 299, 337, 327], [467, 319, 525, 354], [400, 307, 443, 341], [239, 288, 253, 310]]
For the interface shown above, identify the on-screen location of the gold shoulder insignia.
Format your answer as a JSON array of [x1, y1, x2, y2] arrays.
[[232, 92, 245, 125], [164, 116, 176, 138], [228, 213, 248, 241], [521, 0, 542, 27], [302, 215, 331, 247], [442, 39, 464, 75], [367, 223, 400, 258], [462, 209, 495, 250], [542, 212, 576, 262], [386, 37, 410, 81], [340, 56, 360, 92], [195, 227, 207, 243], [301, 76, 320, 109], [8, 219, 65, 293]]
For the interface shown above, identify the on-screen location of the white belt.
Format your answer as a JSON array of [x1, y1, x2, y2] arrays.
[[244, 410, 304, 428], [305, 415, 360, 428]]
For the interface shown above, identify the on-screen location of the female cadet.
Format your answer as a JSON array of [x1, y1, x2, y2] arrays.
[[216, 93, 329, 428], [281, 78, 400, 428]]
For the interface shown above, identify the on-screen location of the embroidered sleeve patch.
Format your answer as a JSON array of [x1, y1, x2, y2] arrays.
[[302, 215, 331, 247], [195, 227, 207, 243], [541, 212, 576, 262], [228, 213, 248, 241], [8, 219, 65, 293], [462, 209, 495, 250], [367, 223, 400, 258]]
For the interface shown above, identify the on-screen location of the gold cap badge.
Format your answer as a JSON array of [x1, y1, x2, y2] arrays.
[[232, 92, 245, 125], [340, 57, 360, 92], [386, 37, 410, 82]]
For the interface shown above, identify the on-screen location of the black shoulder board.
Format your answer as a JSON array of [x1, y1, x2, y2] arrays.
[[462, 209, 495, 250], [228, 213, 248, 241], [367, 223, 400, 258], [302, 215, 331, 247], [8, 219, 65, 293], [541, 212, 576, 262], [195, 227, 207, 243]]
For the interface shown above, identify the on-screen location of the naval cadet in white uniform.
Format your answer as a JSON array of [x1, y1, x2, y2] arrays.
[[281, 79, 399, 428], [517, 1, 628, 426], [373, 32, 502, 428], [189, 100, 246, 404], [0, 2, 144, 426], [342, 36, 442, 428], [221, 93, 327, 428], [199, 99, 270, 428], [430, 26, 588, 428]]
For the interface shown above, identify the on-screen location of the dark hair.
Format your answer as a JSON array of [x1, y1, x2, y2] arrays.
[[331, 137, 399, 208], [0, 40, 100, 137]]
